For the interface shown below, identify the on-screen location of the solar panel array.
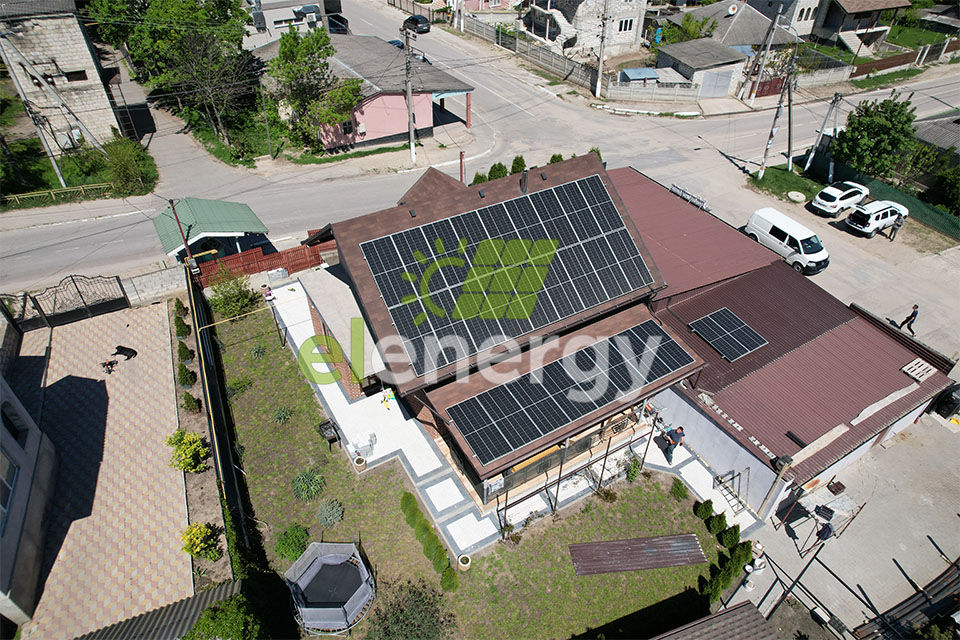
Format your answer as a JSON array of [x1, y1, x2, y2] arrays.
[[360, 175, 654, 376], [689, 307, 767, 362], [447, 320, 694, 465]]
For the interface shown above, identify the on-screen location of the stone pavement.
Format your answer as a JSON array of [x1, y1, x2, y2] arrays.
[[11, 306, 192, 640]]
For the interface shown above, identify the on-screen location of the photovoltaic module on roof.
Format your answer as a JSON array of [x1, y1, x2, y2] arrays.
[[689, 307, 767, 362], [360, 175, 655, 375]]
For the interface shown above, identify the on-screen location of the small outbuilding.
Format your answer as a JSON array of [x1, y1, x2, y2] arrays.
[[619, 68, 660, 84], [656, 38, 747, 97], [152, 197, 269, 263]]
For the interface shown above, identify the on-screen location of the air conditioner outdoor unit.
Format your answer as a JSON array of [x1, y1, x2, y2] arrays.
[[356, 122, 366, 134]]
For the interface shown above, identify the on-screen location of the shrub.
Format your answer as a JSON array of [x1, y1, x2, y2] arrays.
[[699, 573, 723, 602], [183, 391, 201, 413], [424, 533, 440, 559], [510, 155, 526, 174], [182, 594, 261, 640], [694, 499, 714, 520], [275, 523, 310, 560], [316, 498, 344, 527], [415, 519, 431, 543], [251, 344, 266, 360], [181, 522, 221, 562], [174, 297, 188, 317], [670, 478, 689, 501], [177, 362, 197, 387], [440, 566, 459, 592], [432, 544, 448, 573], [400, 491, 417, 515], [589, 147, 602, 162], [225, 376, 253, 399], [706, 512, 727, 535], [405, 506, 423, 527], [292, 469, 325, 501], [470, 171, 487, 185], [273, 407, 293, 424], [731, 540, 753, 567], [367, 579, 454, 640], [178, 340, 194, 363], [488, 162, 508, 180], [596, 487, 617, 502], [718, 524, 740, 549], [625, 458, 641, 482], [167, 429, 208, 472], [549, 153, 563, 164], [933, 166, 960, 215], [175, 315, 191, 338], [209, 266, 258, 319]]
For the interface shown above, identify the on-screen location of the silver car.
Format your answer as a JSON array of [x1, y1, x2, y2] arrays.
[[810, 181, 869, 217]]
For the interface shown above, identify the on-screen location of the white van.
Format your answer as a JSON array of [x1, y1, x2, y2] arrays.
[[744, 208, 830, 274]]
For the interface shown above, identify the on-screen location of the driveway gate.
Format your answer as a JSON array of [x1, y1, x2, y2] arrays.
[[3, 275, 130, 332]]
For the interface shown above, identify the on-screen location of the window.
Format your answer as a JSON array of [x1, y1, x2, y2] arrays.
[[618, 18, 634, 32], [0, 450, 18, 535], [341, 119, 354, 135], [787, 236, 801, 253], [2, 403, 27, 448], [770, 226, 788, 242], [812, 6, 819, 21], [64, 70, 88, 82]]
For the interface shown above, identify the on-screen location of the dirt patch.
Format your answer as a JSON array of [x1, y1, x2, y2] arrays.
[[167, 297, 232, 590], [897, 217, 958, 254], [607, 51, 657, 70]]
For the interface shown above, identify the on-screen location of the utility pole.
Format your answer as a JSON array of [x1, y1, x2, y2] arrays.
[[828, 102, 839, 183], [594, 0, 609, 98], [786, 74, 794, 171], [0, 36, 66, 187], [803, 93, 840, 172], [747, 7, 781, 106], [403, 27, 416, 164], [259, 87, 273, 158], [757, 59, 791, 180], [169, 199, 196, 265]]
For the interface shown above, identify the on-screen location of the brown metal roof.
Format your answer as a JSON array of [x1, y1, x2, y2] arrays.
[[609, 167, 778, 300], [424, 305, 704, 479], [658, 261, 856, 393], [568, 534, 707, 576], [397, 167, 469, 206], [651, 601, 778, 640], [835, 0, 910, 13], [709, 316, 953, 482], [332, 155, 666, 394]]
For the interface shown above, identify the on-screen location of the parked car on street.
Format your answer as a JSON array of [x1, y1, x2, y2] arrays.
[[403, 14, 431, 33], [810, 181, 869, 217], [745, 207, 830, 274], [844, 201, 909, 238]]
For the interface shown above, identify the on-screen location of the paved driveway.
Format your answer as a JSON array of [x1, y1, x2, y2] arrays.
[[11, 305, 192, 639]]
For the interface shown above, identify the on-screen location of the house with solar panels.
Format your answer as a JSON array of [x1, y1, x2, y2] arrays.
[[310, 154, 953, 519]]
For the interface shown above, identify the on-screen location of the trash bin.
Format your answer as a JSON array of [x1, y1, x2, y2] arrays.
[[267, 267, 288, 282]]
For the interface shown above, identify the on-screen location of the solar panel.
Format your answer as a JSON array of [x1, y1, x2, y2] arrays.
[[689, 308, 767, 362], [446, 319, 695, 465], [360, 175, 655, 376]]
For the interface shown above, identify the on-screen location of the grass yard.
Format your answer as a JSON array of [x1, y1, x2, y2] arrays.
[[452, 474, 719, 639], [850, 67, 924, 90], [803, 42, 871, 65], [749, 164, 824, 203], [886, 25, 948, 49]]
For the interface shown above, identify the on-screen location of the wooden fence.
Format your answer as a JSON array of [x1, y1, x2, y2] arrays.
[[851, 38, 958, 77], [2, 183, 113, 206], [197, 240, 337, 287]]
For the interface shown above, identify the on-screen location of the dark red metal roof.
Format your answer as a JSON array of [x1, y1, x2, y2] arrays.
[[568, 534, 707, 576], [651, 601, 778, 640], [609, 167, 777, 299], [658, 261, 857, 393]]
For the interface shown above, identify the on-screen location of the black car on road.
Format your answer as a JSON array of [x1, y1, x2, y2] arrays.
[[403, 14, 430, 33]]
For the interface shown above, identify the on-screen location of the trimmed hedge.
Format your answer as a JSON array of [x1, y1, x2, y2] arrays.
[[706, 512, 727, 535], [440, 566, 459, 592], [694, 499, 713, 520], [718, 524, 740, 549], [400, 493, 452, 580]]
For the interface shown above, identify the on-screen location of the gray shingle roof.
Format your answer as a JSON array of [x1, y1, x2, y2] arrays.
[[0, 0, 76, 18], [914, 111, 960, 158], [253, 34, 473, 99], [658, 38, 748, 69], [651, 602, 778, 640], [666, 0, 795, 47]]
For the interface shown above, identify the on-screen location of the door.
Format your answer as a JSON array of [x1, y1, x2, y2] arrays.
[[699, 69, 734, 98], [768, 225, 792, 259]]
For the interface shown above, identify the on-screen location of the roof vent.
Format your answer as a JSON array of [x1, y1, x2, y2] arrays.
[[902, 357, 935, 383], [478, 190, 485, 199], [540, 172, 547, 181], [409, 209, 416, 217], [520, 169, 528, 194]]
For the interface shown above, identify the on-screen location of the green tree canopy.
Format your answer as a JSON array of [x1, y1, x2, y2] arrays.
[[267, 28, 362, 148], [657, 14, 718, 49], [89, 0, 147, 48], [833, 92, 917, 179]]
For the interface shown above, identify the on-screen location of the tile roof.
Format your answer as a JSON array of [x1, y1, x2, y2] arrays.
[[666, 0, 796, 47], [152, 197, 268, 256], [331, 154, 666, 394], [424, 305, 703, 479], [397, 167, 469, 206], [835, 0, 911, 13], [658, 38, 748, 70], [707, 316, 952, 481], [609, 167, 778, 298], [651, 601, 778, 640], [252, 34, 473, 99]]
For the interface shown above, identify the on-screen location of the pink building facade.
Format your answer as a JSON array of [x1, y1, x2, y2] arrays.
[[319, 93, 435, 150]]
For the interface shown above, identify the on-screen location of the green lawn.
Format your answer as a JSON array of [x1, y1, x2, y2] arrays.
[[850, 67, 924, 90], [803, 42, 872, 65], [886, 25, 948, 48], [750, 164, 824, 203]]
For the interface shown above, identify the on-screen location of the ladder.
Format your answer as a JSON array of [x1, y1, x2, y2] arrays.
[[713, 470, 748, 515]]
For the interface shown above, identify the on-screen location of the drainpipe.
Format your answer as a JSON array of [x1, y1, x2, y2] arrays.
[[759, 454, 792, 516]]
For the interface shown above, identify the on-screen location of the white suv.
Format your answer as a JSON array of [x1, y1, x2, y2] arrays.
[[810, 181, 869, 217], [845, 201, 909, 238]]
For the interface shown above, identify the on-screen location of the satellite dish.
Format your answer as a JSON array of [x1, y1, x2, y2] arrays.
[[728, 3, 738, 14]]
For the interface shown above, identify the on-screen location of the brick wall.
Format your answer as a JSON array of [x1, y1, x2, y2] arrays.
[[307, 301, 365, 400]]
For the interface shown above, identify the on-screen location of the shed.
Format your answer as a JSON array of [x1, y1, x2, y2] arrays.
[[152, 197, 269, 260], [619, 67, 659, 83], [656, 38, 747, 97]]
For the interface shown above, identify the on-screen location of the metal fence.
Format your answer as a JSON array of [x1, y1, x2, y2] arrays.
[[851, 38, 958, 77], [387, 0, 444, 22]]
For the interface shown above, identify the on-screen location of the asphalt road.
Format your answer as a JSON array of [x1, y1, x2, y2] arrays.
[[1, 0, 958, 296]]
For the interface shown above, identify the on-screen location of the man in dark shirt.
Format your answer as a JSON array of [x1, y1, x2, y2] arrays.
[[665, 426, 684, 464], [889, 214, 904, 241], [899, 304, 919, 336]]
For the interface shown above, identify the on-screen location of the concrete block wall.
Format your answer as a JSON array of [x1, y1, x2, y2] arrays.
[[0, 14, 119, 143], [121, 267, 187, 307]]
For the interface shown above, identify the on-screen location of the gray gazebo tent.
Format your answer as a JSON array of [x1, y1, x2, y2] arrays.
[[284, 542, 375, 636]]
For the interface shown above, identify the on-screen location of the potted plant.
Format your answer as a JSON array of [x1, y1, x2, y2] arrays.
[[353, 455, 366, 471], [457, 554, 471, 572]]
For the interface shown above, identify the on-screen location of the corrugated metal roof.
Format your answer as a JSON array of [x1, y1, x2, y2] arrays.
[[651, 601, 778, 640], [74, 580, 241, 640], [568, 534, 707, 576], [609, 167, 777, 299], [914, 111, 960, 158], [0, 0, 75, 18], [152, 197, 268, 255], [835, 0, 911, 13]]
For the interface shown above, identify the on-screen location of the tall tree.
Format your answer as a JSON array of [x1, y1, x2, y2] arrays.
[[832, 92, 917, 179], [267, 28, 362, 148], [88, 0, 148, 49], [657, 14, 718, 48]]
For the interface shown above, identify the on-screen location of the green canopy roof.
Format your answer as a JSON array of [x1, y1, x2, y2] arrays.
[[152, 197, 268, 255]]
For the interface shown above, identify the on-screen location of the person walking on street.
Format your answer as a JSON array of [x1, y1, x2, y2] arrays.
[[665, 426, 684, 464], [899, 304, 919, 336], [889, 214, 904, 242]]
